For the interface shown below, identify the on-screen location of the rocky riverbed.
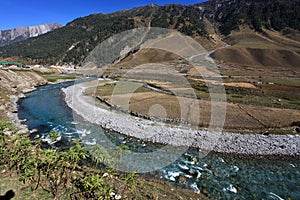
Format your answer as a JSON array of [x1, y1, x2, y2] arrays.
[[63, 81, 300, 156]]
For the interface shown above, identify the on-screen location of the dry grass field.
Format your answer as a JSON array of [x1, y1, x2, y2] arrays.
[[88, 80, 300, 134]]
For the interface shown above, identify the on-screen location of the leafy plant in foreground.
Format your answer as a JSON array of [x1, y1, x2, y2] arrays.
[[0, 122, 142, 200]]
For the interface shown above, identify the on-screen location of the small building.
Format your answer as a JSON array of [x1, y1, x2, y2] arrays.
[[0, 61, 15, 66], [0, 61, 29, 68]]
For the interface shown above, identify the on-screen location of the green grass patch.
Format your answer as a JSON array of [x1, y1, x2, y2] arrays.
[[0, 172, 53, 200], [225, 86, 300, 109], [8, 68, 31, 72], [231, 40, 284, 50], [41, 74, 77, 82], [260, 77, 300, 87], [189, 81, 300, 109]]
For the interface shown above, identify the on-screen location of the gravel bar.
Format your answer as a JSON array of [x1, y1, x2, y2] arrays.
[[63, 81, 300, 156]]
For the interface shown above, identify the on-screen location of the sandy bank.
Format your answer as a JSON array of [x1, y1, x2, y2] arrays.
[[62, 81, 300, 156]]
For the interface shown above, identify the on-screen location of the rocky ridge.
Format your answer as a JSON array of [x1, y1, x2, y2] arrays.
[[0, 23, 62, 46]]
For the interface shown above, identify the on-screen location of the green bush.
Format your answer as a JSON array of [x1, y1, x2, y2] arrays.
[[0, 122, 138, 199]]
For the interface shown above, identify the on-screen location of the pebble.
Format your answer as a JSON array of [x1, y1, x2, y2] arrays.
[[191, 183, 200, 194], [289, 164, 296, 168], [30, 129, 38, 134], [34, 134, 40, 139], [169, 176, 176, 182], [231, 165, 239, 173], [226, 184, 237, 194], [201, 189, 209, 195], [178, 164, 189, 170]]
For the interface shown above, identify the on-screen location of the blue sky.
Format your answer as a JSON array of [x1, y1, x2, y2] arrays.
[[0, 0, 204, 30]]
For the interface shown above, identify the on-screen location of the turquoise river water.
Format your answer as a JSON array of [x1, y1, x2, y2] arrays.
[[18, 81, 299, 199]]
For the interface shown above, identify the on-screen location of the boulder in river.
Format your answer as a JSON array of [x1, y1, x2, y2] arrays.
[[262, 131, 270, 136]]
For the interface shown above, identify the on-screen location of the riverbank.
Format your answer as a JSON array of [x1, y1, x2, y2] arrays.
[[63, 81, 300, 156], [0, 69, 48, 132], [0, 69, 80, 133]]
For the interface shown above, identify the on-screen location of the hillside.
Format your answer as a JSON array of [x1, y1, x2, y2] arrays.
[[0, 0, 299, 66], [0, 23, 62, 47], [0, 4, 208, 65], [211, 26, 300, 74], [0, 69, 47, 128], [201, 0, 300, 35]]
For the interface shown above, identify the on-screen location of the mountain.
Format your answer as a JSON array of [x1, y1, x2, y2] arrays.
[[199, 0, 299, 35], [0, 0, 299, 66], [0, 23, 62, 47]]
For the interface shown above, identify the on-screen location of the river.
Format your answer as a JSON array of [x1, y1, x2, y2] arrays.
[[18, 81, 300, 199]]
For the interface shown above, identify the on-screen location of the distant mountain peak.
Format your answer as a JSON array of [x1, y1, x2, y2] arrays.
[[149, 3, 159, 7], [0, 23, 63, 47]]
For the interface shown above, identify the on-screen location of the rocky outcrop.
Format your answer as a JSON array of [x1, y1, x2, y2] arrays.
[[0, 69, 48, 131], [0, 23, 62, 46]]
